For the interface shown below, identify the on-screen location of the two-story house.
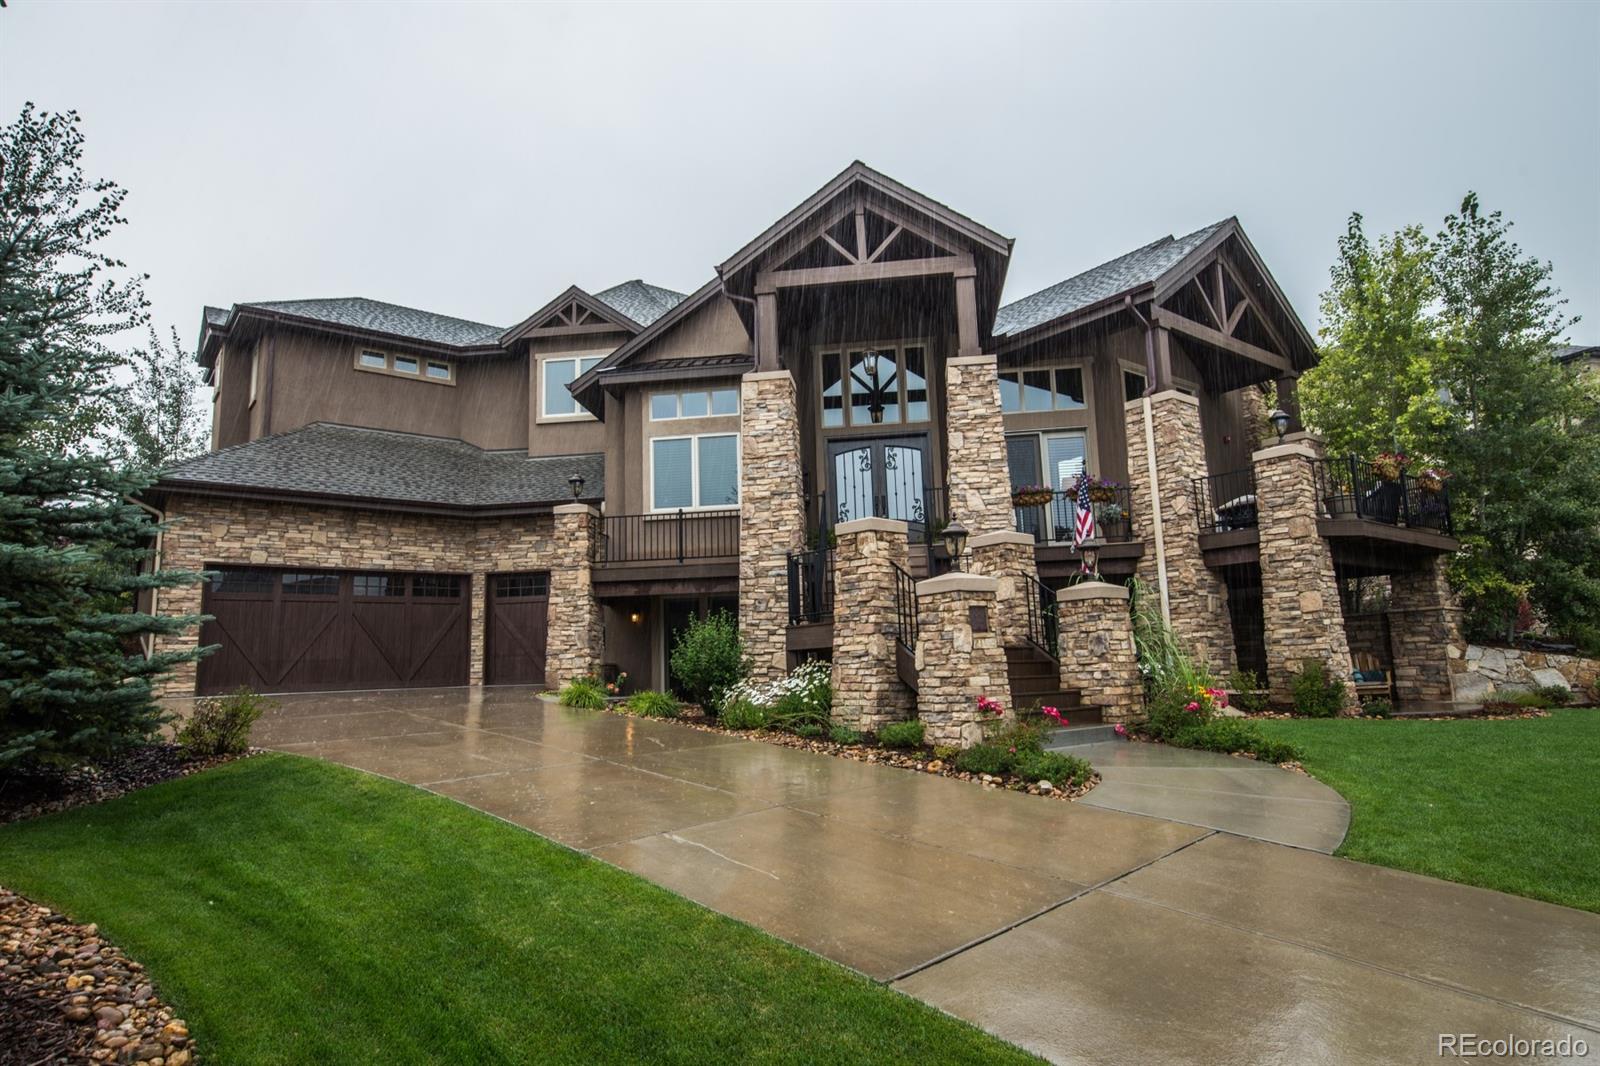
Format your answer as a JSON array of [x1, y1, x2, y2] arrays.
[[146, 163, 1463, 739]]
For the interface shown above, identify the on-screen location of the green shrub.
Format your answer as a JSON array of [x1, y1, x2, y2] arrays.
[[1224, 669, 1269, 714], [1361, 698, 1394, 718], [726, 660, 832, 731], [790, 722, 824, 739], [953, 742, 1008, 776], [876, 720, 925, 749], [1178, 717, 1301, 763], [719, 699, 768, 730], [1533, 684, 1573, 707], [828, 725, 862, 745], [669, 610, 746, 714], [1291, 660, 1348, 718], [932, 744, 959, 761], [178, 687, 269, 757], [558, 677, 607, 710], [625, 690, 679, 719], [1011, 749, 1092, 788]]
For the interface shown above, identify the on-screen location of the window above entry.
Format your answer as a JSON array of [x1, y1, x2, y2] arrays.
[[541, 353, 605, 421], [649, 387, 739, 420], [355, 349, 455, 385]]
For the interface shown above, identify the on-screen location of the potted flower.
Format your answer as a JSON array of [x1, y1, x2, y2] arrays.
[[1076, 474, 1123, 504], [1373, 452, 1408, 482], [1010, 484, 1055, 508], [1416, 466, 1450, 494]]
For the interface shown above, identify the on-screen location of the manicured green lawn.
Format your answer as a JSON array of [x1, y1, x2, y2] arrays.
[[1257, 709, 1600, 912], [0, 755, 1035, 1065]]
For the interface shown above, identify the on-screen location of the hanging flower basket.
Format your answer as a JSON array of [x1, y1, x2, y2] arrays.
[[1011, 486, 1055, 508], [1373, 452, 1407, 482], [1073, 474, 1123, 504], [1417, 467, 1450, 494]]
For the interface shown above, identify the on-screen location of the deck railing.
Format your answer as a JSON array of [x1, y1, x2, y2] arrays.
[[1012, 486, 1134, 545], [786, 548, 834, 625], [1311, 457, 1454, 535], [892, 562, 918, 651], [599, 509, 739, 564], [1192, 468, 1260, 534], [1023, 573, 1060, 659]]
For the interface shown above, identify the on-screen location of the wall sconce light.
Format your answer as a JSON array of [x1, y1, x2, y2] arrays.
[[941, 519, 969, 570], [568, 474, 586, 499], [1079, 538, 1103, 579], [629, 611, 643, 625]]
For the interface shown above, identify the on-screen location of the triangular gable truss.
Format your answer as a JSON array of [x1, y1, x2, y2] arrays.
[[500, 285, 642, 345]]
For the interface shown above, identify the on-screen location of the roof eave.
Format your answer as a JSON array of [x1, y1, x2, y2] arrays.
[[145, 479, 591, 518]]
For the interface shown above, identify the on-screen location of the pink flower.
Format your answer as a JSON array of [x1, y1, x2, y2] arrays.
[[1114, 723, 1128, 736], [1186, 701, 1200, 712]]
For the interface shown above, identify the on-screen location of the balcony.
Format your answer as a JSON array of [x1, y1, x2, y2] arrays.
[[1310, 458, 1453, 535], [1011, 485, 1136, 545], [594, 509, 739, 597]]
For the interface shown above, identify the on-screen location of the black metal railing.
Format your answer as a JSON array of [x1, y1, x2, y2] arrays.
[[1012, 485, 1134, 545], [892, 562, 918, 651], [1193, 468, 1259, 534], [599, 510, 739, 564], [786, 548, 834, 624], [1311, 458, 1453, 535], [805, 485, 948, 547], [1024, 573, 1059, 659]]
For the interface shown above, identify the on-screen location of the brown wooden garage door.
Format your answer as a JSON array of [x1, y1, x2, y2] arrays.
[[196, 567, 469, 695], [486, 572, 549, 685]]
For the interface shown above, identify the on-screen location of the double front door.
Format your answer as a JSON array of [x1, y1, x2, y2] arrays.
[[827, 435, 931, 532]]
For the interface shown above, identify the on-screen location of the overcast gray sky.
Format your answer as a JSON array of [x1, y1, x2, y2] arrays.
[[3, 1, 1596, 347]]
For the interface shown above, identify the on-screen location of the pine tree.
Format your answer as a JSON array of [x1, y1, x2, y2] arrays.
[[1, 104, 208, 771], [118, 325, 209, 474]]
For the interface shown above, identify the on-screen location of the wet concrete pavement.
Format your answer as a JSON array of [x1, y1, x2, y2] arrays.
[[253, 687, 1600, 1065]]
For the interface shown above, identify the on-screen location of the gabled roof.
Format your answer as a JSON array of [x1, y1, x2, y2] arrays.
[[153, 423, 603, 512], [993, 221, 1230, 338], [223, 297, 505, 347], [567, 278, 724, 416], [593, 280, 688, 327]]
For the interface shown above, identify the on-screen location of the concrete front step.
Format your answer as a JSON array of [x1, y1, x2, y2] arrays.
[[1042, 722, 1121, 749]]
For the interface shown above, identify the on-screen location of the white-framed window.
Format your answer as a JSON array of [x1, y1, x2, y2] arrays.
[[999, 366, 1085, 414], [355, 349, 455, 385], [649, 387, 739, 420], [541, 354, 605, 420], [650, 433, 739, 511], [1119, 361, 1195, 401]]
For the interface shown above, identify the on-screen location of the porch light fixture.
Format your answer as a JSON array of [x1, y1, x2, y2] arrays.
[[942, 519, 969, 570], [1268, 408, 1291, 444], [855, 349, 888, 424], [1079, 538, 1103, 579], [568, 474, 586, 499]]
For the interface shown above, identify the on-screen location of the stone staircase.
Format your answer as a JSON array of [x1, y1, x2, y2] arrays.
[[1004, 645, 1121, 748]]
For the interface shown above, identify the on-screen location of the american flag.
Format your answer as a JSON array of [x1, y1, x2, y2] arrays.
[[1074, 476, 1096, 568]]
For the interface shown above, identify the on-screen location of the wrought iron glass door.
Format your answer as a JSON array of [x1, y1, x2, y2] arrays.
[[827, 436, 930, 531]]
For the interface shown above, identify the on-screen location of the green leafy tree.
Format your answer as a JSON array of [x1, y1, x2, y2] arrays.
[[1300, 214, 1447, 458], [1, 104, 209, 771], [117, 325, 209, 473]]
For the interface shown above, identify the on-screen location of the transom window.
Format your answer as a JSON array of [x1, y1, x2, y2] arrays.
[[494, 573, 549, 598], [542, 355, 604, 419], [999, 367, 1085, 413], [412, 575, 463, 598], [649, 387, 739, 420], [281, 572, 340, 596], [651, 433, 739, 511], [820, 344, 929, 428], [209, 568, 274, 595], [353, 574, 406, 598], [356, 349, 454, 385]]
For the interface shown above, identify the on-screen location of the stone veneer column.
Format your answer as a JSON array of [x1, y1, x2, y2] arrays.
[[914, 573, 1011, 748], [1123, 391, 1235, 672], [966, 530, 1038, 647], [944, 355, 1015, 537], [1253, 443, 1356, 708], [468, 572, 487, 686], [739, 370, 807, 682], [546, 503, 603, 688], [831, 517, 915, 732], [1055, 582, 1143, 723], [1388, 556, 1464, 706]]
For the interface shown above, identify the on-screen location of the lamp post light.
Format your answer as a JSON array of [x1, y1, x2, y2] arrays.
[[862, 349, 884, 424], [1079, 538, 1103, 580], [941, 519, 969, 572], [1268, 408, 1292, 444], [568, 474, 585, 500]]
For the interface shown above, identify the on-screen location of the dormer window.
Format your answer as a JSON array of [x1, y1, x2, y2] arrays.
[[355, 349, 454, 385]]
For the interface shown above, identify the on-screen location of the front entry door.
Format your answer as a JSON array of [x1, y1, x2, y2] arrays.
[[827, 435, 930, 533]]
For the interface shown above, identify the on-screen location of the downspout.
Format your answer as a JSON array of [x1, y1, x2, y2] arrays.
[[127, 495, 165, 660], [1124, 295, 1172, 623]]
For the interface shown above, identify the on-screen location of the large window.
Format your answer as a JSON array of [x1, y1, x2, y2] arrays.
[[650, 387, 739, 420], [541, 355, 604, 419], [819, 344, 929, 427], [651, 433, 739, 511], [999, 367, 1084, 413]]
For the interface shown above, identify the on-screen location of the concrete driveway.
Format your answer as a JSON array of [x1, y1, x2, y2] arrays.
[[255, 687, 1600, 1065]]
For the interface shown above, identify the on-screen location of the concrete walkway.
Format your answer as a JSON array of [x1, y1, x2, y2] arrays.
[[255, 687, 1600, 1065]]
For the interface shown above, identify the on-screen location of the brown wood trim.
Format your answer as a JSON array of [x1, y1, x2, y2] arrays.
[[1317, 518, 1460, 552], [786, 622, 833, 652], [594, 561, 738, 582], [1199, 527, 1262, 568], [149, 482, 573, 518], [595, 575, 738, 599], [896, 641, 918, 693], [756, 252, 975, 293], [1150, 307, 1293, 374]]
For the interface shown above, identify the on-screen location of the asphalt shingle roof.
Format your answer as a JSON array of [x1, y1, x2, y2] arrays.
[[992, 221, 1230, 338], [160, 423, 603, 509], [226, 297, 506, 347], [593, 280, 688, 327]]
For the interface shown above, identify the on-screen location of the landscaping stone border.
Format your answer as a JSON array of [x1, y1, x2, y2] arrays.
[[1, 746, 257, 827]]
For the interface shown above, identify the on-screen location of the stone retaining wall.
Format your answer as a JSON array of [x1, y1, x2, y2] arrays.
[[1449, 643, 1600, 703]]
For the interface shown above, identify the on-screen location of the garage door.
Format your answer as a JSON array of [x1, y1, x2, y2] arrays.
[[196, 567, 469, 695], [486, 572, 549, 685]]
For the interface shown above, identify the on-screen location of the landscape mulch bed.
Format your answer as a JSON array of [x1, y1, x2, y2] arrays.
[[602, 703, 1101, 802], [0, 745, 254, 827]]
